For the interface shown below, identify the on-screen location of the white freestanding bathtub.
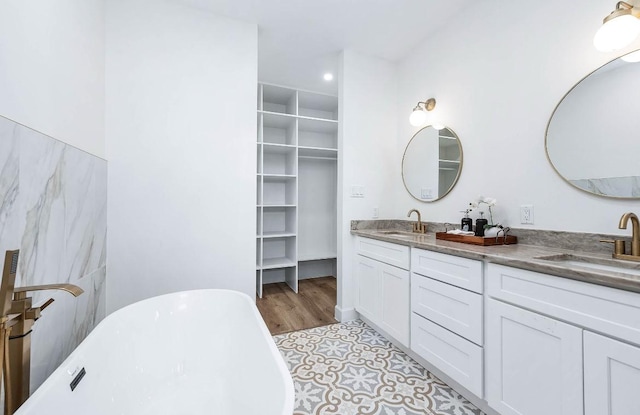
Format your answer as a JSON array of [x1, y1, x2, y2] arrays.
[[16, 290, 294, 415]]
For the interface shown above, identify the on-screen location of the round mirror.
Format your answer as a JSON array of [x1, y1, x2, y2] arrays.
[[402, 125, 463, 202], [546, 49, 640, 198]]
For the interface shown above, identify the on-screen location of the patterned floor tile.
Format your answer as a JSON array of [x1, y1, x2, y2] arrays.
[[274, 320, 484, 415]]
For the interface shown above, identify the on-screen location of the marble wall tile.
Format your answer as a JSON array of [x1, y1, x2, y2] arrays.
[[17, 126, 66, 287], [0, 117, 20, 257], [90, 160, 107, 271], [30, 266, 106, 390], [0, 115, 107, 394], [61, 144, 97, 283]]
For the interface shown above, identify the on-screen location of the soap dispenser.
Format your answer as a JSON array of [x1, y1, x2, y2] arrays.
[[461, 209, 473, 232], [475, 211, 488, 237]]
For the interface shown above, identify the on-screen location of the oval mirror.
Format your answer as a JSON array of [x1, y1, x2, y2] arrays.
[[546, 49, 640, 198], [402, 125, 463, 202]]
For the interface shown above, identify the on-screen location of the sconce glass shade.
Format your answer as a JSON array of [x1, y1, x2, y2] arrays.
[[409, 108, 428, 126], [594, 10, 640, 52]]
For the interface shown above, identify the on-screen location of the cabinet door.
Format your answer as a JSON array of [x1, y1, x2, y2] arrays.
[[379, 262, 410, 347], [584, 331, 640, 415], [355, 255, 381, 321], [486, 299, 583, 415]]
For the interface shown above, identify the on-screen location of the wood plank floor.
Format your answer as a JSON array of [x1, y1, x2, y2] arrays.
[[256, 276, 337, 335]]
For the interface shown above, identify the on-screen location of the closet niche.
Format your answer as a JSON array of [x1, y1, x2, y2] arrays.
[[256, 83, 338, 297]]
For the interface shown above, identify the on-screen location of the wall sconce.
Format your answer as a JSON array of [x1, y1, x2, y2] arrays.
[[594, 1, 640, 52], [409, 98, 444, 129]]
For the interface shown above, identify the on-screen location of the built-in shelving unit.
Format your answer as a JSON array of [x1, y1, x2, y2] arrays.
[[256, 83, 338, 297]]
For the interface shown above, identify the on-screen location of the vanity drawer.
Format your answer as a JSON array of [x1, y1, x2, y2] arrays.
[[411, 273, 483, 345], [412, 248, 483, 293], [356, 237, 410, 270], [488, 263, 640, 347], [411, 313, 483, 397]]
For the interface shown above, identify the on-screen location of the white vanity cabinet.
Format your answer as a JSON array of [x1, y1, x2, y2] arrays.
[[584, 331, 640, 415], [486, 298, 584, 415], [487, 263, 640, 415], [355, 237, 410, 346], [410, 248, 484, 397]]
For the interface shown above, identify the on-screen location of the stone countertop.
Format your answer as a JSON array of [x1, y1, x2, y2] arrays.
[[352, 229, 640, 294]]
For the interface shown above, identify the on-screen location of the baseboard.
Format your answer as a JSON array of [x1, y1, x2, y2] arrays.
[[334, 305, 358, 322]]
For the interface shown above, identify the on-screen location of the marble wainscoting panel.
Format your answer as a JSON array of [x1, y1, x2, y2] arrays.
[[29, 266, 106, 391], [17, 126, 66, 287], [61, 143, 108, 282], [0, 115, 108, 394], [0, 117, 20, 256], [90, 160, 107, 270]]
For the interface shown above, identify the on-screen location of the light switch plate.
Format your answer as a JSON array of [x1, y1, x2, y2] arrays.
[[350, 186, 365, 198]]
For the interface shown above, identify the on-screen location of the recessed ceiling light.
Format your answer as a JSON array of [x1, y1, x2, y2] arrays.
[[323, 73, 334, 81]]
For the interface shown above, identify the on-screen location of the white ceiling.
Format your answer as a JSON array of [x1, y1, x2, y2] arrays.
[[178, 0, 468, 94]]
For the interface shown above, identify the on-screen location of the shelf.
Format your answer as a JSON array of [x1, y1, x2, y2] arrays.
[[298, 146, 338, 159], [262, 206, 296, 235], [259, 204, 296, 208], [262, 112, 297, 128], [262, 84, 296, 115], [260, 173, 296, 178], [263, 148, 296, 175], [262, 113, 296, 145], [298, 253, 337, 261], [298, 118, 337, 149], [263, 175, 297, 183], [261, 257, 297, 270], [262, 143, 296, 154], [439, 159, 461, 170], [263, 231, 296, 238], [298, 90, 338, 120], [298, 117, 338, 133]]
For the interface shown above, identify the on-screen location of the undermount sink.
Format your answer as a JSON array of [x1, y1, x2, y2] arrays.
[[536, 253, 640, 276], [376, 230, 423, 239]]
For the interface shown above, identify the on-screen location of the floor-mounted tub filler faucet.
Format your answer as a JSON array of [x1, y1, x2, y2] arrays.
[[0, 250, 83, 414], [407, 209, 426, 234]]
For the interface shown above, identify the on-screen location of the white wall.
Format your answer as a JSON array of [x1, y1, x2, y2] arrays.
[[0, 0, 105, 158], [106, 0, 258, 311], [337, 50, 397, 319], [394, 0, 640, 234]]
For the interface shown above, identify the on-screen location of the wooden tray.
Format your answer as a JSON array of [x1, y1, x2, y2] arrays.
[[436, 232, 517, 246]]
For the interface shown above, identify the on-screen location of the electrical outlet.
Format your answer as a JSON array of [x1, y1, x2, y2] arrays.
[[373, 207, 379, 218], [520, 205, 534, 224]]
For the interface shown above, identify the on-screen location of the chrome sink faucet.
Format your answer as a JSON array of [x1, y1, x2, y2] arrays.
[[407, 209, 426, 234]]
